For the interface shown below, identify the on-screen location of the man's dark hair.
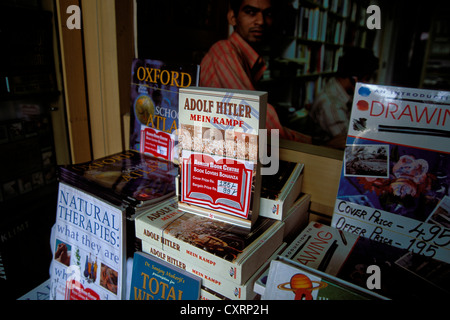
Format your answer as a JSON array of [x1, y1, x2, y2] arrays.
[[229, 0, 242, 16], [337, 47, 379, 79]]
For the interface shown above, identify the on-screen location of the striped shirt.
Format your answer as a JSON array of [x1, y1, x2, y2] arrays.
[[200, 32, 311, 143]]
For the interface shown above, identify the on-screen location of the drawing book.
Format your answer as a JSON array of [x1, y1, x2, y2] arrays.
[[281, 221, 450, 299], [129, 251, 201, 300], [259, 161, 304, 220], [129, 58, 200, 162], [177, 87, 267, 229], [331, 83, 450, 264]]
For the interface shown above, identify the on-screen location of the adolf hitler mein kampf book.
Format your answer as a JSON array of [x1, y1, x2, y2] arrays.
[[49, 150, 178, 300], [331, 83, 450, 264], [134, 197, 284, 286], [129, 58, 200, 162], [177, 87, 268, 229]]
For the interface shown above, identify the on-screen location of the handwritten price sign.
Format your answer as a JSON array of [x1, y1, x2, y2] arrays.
[[217, 180, 238, 196]]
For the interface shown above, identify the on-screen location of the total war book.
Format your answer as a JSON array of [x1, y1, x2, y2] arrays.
[[129, 251, 201, 300], [331, 83, 450, 264], [177, 87, 268, 229], [134, 197, 284, 285], [129, 58, 200, 162]]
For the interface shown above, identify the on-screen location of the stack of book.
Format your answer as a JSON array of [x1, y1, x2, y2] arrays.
[[48, 59, 311, 300], [49, 150, 178, 300], [257, 83, 450, 300], [134, 197, 285, 300], [131, 156, 308, 300], [259, 221, 450, 299]]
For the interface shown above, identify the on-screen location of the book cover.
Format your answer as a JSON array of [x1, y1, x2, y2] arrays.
[[129, 251, 201, 300], [283, 221, 450, 299], [331, 83, 450, 264], [49, 182, 126, 300], [59, 149, 178, 219], [135, 198, 284, 285], [178, 87, 267, 229], [129, 59, 200, 162], [259, 161, 304, 220], [261, 258, 384, 300]]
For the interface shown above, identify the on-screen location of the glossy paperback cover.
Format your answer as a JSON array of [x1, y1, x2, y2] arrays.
[[283, 221, 450, 299], [178, 87, 267, 228], [59, 150, 177, 216], [129, 59, 199, 162], [50, 182, 125, 300], [331, 83, 450, 263], [130, 251, 201, 300]]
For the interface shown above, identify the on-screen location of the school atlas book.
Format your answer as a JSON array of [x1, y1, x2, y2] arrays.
[[134, 197, 284, 285], [129, 58, 200, 162], [178, 87, 268, 229], [129, 251, 201, 300], [58, 149, 178, 219], [281, 221, 450, 299], [259, 161, 304, 220], [331, 83, 450, 264]]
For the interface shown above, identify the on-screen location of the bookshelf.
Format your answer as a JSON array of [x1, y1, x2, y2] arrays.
[[420, 10, 450, 90], [259, 0, 378, 132]]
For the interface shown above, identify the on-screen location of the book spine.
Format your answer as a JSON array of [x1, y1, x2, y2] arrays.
[[140, 242, 254, 300], [259, 169, 304, 220], [136, 220, 284, 285]]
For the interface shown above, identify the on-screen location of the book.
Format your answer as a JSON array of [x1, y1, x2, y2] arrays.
[[58, 149, 178, 220], [261, 257, 386, 300], [259, 161, 304, 220], [281, 221, 450, 299], [129, 58, 200, 162], [177, 87, 268, 229], [141, 239, 286, 300], [49, 150, 177, 300], [331, 83, 450, 264], [49, 181, 126, 300], [134, 198, 284, 285], [129, 251, 201, 300]]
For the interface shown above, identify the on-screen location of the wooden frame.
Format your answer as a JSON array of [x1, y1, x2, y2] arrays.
[[81, 0, 123, 159], [56, 0, 92, 163]]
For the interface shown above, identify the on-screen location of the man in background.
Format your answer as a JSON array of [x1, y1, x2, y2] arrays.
[[308, 47, 379, 149], [200, 0, 311, 143]]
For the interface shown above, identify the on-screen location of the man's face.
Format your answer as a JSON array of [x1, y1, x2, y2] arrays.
[[228, 0, 273, 46]]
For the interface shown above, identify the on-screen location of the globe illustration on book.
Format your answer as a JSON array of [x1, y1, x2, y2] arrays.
[[277, 273, 327, 300], [135, 95, 155, 125]]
